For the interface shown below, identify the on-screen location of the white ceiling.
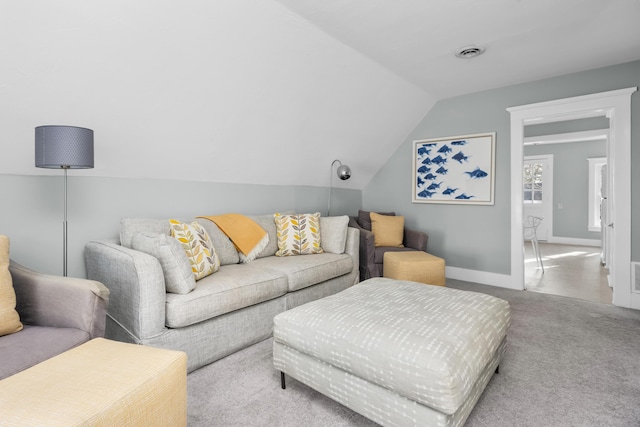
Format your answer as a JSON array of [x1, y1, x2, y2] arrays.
[[273, 0, 640, 99]]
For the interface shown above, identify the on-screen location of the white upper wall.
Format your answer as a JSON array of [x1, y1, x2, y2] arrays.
[[0, 0, 434, 189]]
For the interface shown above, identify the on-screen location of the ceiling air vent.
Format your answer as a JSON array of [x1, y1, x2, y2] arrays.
[[455, 45, 485, 59]]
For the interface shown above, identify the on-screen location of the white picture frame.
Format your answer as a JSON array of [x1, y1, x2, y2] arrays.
[[412, 132, 496, 205]]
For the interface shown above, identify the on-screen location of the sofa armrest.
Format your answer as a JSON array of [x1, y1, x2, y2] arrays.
[[404, 228, 428, 252], [344, 227, 360, 284], [9, 262, 110, 338], [85, 241, 167, 342], [348, 218, 376, 280]]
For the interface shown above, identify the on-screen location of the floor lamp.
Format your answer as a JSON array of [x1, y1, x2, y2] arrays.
[[35, 125, 94, 277], [328, 159, 351, 216]]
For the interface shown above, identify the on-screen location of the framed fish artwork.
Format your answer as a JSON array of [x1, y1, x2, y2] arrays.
[[412, 132, 496, 205]]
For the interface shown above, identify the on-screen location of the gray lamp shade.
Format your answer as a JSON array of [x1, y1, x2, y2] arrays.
[[35, 125, 94, 169]]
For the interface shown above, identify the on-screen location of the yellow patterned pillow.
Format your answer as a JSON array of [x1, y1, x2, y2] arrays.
[[169, 220, 220, 280], [0, 235, 23, 337], [274, 213, 323, 256]]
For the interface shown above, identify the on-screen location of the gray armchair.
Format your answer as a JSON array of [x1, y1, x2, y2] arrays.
[[0, 262, 109, 379], [349, 210, 428, 281]]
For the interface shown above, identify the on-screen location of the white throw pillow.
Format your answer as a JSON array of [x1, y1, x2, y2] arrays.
[[131, 232, 197, 294], [320, 216, 349, 254]]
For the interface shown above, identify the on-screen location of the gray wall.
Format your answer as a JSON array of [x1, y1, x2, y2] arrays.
[[0, 174, 362, 278], [524, 140, 606, 240], [4, 60, 639, 279], [364, 60, 640, 275]]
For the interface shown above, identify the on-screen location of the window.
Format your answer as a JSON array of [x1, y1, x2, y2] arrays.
[[588, 157, 606, 232], [523, 161, 543, 203]]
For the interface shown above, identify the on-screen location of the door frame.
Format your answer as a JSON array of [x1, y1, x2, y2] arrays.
[[507, 87, 637, 308]]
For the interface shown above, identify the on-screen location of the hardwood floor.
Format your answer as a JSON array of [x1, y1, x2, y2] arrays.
[[524, 242, 612, 304]]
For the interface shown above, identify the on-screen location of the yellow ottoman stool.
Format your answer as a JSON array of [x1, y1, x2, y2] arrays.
[[383, 251, 446, 286], [0, 338, 187, 426]]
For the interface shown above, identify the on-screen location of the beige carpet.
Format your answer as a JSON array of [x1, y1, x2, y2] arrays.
[[188, 280, 640, 426]]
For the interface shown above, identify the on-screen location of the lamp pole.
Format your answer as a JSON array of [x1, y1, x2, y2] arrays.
[[63, 166, 69, 276]]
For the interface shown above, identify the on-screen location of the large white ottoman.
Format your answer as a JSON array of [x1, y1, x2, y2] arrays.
[[273, 278, 511, 427]]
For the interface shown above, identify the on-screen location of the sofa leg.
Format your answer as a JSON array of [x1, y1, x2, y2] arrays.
[[281, 371, 286, 389], [495, 365, 500, 374]]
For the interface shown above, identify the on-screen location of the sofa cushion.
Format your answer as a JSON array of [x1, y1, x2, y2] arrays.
[[370, 212, 404, 247], [120, 218, 176, 248], [357, 209, 395, 231], [0, 235, 22, 337], [169, 220, 220, 281], [247, 214, 279, 259], [319, 216, 349, 254], [195, 219, 241, 265], [198, 214, 269, 264], [0, 325, 89, 379], [275, 213, 323, 256], [131, 233, 196, 294], [250, 253, 353, 292], [165, 264, 289, 328]]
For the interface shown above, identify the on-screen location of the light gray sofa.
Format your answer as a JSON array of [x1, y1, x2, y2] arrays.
[[85, 214, 359, 373]]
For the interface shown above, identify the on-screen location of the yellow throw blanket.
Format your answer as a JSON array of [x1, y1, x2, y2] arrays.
[[198, 214, 268, 259]]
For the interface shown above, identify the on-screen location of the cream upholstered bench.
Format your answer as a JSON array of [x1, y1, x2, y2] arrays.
[[0, 338, 187, 426], [274, 278, 510, 427], [383, 251, 446, 286]]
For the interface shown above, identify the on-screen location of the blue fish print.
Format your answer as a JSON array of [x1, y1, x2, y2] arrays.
[[455, 193, 474, 200], [427, 181, 442, 190], [417, 176, 425, 187], [417, 165, 429, 174], [452, 151, 469, 163], [421, 157, 432, 165], [418, 189, 436, 198], [423, 173, 437, 180], [465, 167, 488, 179], [442, 187, 458, 195], [418, 144, 435, 156], [417, 146, 431, 156], [437, 145, 452, 154], [451, 140, 467, 146], [435, 166, 448, 175], [431, 155, 447, 165]]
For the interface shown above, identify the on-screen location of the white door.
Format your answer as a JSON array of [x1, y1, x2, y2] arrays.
[[523, 155, 552, 241]]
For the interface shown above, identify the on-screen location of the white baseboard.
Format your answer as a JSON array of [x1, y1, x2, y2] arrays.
[[446, 266, 522, 290], [546, 236, 601, 247]]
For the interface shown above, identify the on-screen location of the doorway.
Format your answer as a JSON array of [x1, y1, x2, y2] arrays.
[[507, 87, 637, 309], [522, 131, 608, 302]]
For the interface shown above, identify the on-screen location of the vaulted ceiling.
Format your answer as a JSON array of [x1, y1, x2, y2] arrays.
[[274, 0, 640, 99], [2, 1, 639, 189]]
